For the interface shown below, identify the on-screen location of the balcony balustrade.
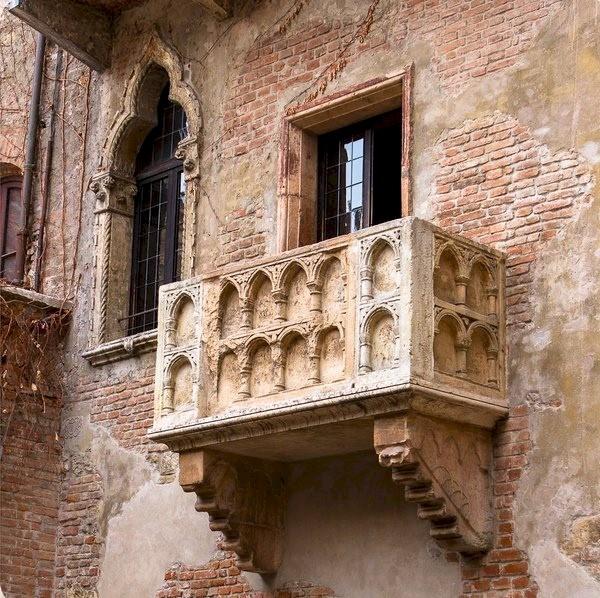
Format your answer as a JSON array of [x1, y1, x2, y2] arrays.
[[149, 217, 506, 573]]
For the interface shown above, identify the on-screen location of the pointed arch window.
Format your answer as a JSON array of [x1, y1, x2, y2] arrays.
[[128, 85, 187, 335]]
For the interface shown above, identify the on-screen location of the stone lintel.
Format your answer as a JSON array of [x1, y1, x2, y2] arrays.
[[8, 0, 112, 71]]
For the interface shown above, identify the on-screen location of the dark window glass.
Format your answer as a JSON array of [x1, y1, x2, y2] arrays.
[[128, 86, 187, 335], [0, 176, 23, 281], [318, 108, 402, 241]]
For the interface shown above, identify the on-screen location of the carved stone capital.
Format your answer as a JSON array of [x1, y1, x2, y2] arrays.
[[90, 172, 136, 216], [175, 136, 200, 181], [179, 450, 285, 574], [374, 413, 492, 555]]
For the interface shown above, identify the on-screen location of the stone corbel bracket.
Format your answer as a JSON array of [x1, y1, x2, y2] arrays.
[[374, 412, 493, 555], [179, 449, 286, 574]]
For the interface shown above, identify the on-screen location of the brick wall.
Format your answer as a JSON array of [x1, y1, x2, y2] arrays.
[[434, 112, 592, 327], [216, 199, 267, 268], [0, 394, 62, 598], [157, 558, 335, 597], [460, 405, 537, 597], [2, 1, 588, 596], [223, 0, 563, 163]]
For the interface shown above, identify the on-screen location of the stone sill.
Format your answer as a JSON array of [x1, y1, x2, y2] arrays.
[[82, 329, 158, 366], [0, 284, 72, 312]]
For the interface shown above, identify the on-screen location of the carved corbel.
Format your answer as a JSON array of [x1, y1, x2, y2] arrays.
[[179, 450, 285, 574], [374, 413, 492, 555], [175, 136, 200, 181]]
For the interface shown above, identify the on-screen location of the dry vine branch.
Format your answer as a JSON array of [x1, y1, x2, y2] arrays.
[[0, 285, 70, 458]]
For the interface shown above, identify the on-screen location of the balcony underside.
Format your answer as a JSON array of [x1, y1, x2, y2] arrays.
[[149, 380, 505, 460], [8, 0, 232, 70]]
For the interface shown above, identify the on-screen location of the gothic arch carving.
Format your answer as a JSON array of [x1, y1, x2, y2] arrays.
[[359, 306, 399, 373]]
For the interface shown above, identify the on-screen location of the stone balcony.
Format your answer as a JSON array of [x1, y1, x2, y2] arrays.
[[149, 217, 507, 573]]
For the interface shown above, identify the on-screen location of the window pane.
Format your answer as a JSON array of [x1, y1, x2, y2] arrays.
[[325, 191, 338, 218], [338, 213, 351, 236], [319, 127, 367, 241], [135, 85, 187, 174], [324, 140, 339, 167], [324, 217, 337, 239], [4, 189, 20, 253], [351, 184, 363, 210], [0, 254, 16, 281], [341, 138, 352, 162], [129, 173, 170, 334], [352, 208, 363, 232], [175, 172, 186, 281], [352, 158, 363, 185], [326, 167, 338, 193], [352, 137, 364, 159]]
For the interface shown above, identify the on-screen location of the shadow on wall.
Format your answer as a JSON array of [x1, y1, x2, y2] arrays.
[[263, 451, 461, 597]]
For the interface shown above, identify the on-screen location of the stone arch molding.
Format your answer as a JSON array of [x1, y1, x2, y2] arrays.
[[88, 31, 203, 350], [100, 30, 202, 177]]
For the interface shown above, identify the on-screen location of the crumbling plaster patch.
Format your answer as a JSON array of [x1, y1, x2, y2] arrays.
[[97, 480, 215, 598], [62, 386, 218, 598]]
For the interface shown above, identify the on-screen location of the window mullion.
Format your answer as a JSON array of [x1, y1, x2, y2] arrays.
[[164, 169, 177, 284], [363, 127, 373, 229]]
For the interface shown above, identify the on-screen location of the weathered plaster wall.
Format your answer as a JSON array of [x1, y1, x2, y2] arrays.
[[269, 452, 461, 596], [2, 0, 600, 596]]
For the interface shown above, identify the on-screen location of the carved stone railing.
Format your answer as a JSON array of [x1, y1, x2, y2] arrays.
[[149, 217, 506, 573]]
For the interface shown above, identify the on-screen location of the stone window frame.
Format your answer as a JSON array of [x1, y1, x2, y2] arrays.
[[277, 66, 413, 252], [83, 32, 202, 366]]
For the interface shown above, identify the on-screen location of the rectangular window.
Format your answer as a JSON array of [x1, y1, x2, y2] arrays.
[[0, 177, 23, 282], [318, 108, 402, 241]]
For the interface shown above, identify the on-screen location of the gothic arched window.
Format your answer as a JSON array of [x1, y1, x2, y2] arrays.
[[128, 85, 187, 334]]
